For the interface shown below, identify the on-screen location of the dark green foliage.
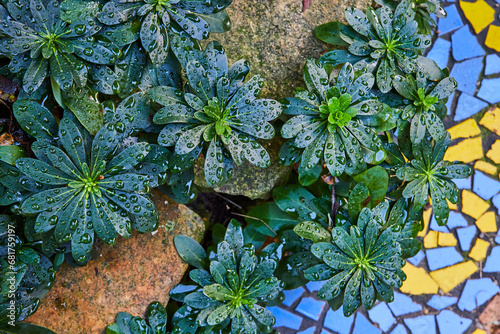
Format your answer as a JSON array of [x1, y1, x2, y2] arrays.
[[106, 301, 167, 334], [153, 41, 281, 187], [172, 220, 284, 333], [0, 322, 57, 333]]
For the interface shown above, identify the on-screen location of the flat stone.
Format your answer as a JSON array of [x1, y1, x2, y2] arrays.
[[478, 78, 500, 104], [367, 302, 395, 332], [473, 171, 500, 200], [462, 190, 490, 219], [26, 190, 206, 334], [479, 294, 500, 334], [391, 324, 408, 334], [438, 232, 457, 247], [323, 307, 354, 334], [429, 215, 450, 233], [296, 297, 326, 321], [487, 140, 500, 164], [469, 238, 490, 261], [282, 287, 305, 307], [438, 4, 463, 35], [458, 278, 500, 311], [454, 92, 488, 121], [448, 119, 481, 140], [426, 38, 451, 69], [479, 107, 500, 136], [445, 211, 469, 230], [429, 261, 478, 293], [444, 137, 483, 163], [407, 249, 425, 266], [387, 292, 422, 316], [353, 313, 381, 334], [400, 263, 439, 295], [426, 247, 463, 271], [453, 176, 472, 190], [436, 310, 473, 334], [451, 27, 486, 61], [476, 211, 497, 233], [483, 246, 500, 272], [456, 225, 477, 251], [427, 295, 458, 310], [485, 25, 500, 52], [485, 54, 500, 75], [268, 307, 303, 330], [474, 161, 497, 175], [460, 0, 495, 33], [297, 327, 316, 334], [424, 231, 439, 248], [404, 315, 437, 334]]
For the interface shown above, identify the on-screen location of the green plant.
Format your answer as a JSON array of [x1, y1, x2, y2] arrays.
[[171, 220, 283, 333], [106, 301, 167, 334], [152, 41, 281, 187]]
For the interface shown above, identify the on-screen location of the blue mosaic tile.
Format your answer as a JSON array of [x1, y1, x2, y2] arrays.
[[492, 193, 500, 215], [473, 170, 500, 200], [438, 4, 463, 35], [404, 315, 437, 334], [296, 297, 327, 321], [427, 295, 458, 311], [451, 26, 485, 61], [436, 310, 472, 334], [323, 308, 354, 334], [388, 292, 422, 317], [283, 287, 305, 307], [446, 91, 455, 115], [426, 38, 451, 69], [353, 313, 382, 334], [446, 211, 469, 229], [297, 327, 316, 334], [320, 330, 332, 334], [407, 250, 425, 266], [453, 176, 471, 190], [485, 54, 500, 75], [367, 302, 395, 332], [306, 281, 325, 292], [453, 92, 488, 121], [456, 225, 477, 252], [483, 246, 500, 273], [390, 324, 408, 334], [268, 307, 302, 330], [426, 247, 463, 271], [496, 233, 500, 244], [457, 278, 500, 311], [477, 77, 500, 104], [429, 215, 450, 233]]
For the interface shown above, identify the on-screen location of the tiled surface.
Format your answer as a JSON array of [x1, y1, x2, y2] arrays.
[[273, 1, 500, 332]]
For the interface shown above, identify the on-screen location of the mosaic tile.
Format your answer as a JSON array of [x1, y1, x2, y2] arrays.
[[320, 330, 332, 334], [468, 238, 490, 261], [323, 308, 354, 334], [484, 54, 500, 75], [448, 119, 481, 139], [437, 232, 457, 246], [486, 140, 500, 164], [418, 209, 432, 237], [390, 324, 408, 334], [424, 231, 439, 248], [387, 292, 422, 316], [477, 78, 500, 104], [429, 261, 478, 293], [479, 107, 500, 136], [475, 211, 497, 233], [268, 307, 303, 330], [404, 315, 437, 334], [460, 0, 495, 33], [446, 91, 455, 115], [353, 313, 382, 334], [443, 137, 483, 163], [473, 171, 500, 200], [450, 60, 483, 95], [458, 278, 500, 311], [445, 211, 469, 229], [485, 24, 500, 52], [456, 225, 477, 251], [436, 310, 473, 334], [367, 303, 395, 332], [496, 233, 500, 244], [454, 92, 488, 121], [472, 330, 487, 334], [429, 216, 450, 233], [297, 327, 316, 334], [483, 246, 500, 272], [462, 190, 490, 219], [426, 295, 458, 310], [407, 250, 425, 266], [453, 176, 472, 190], [452, 27, 485, 61], [296, 297, 327, 321], [306, 281, 325, 292], [448, 199, 458, 211], [426, 38, 451, 69], [474, 160, 497, 175], [492, 193, 500, 215], [438, 4, 464, 35], [426, 247, 463, 271], [283, 287, 305, 307], [400, 264, 439, 295]]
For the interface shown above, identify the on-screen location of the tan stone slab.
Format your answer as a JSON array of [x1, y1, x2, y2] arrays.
[[479, 293, 500, 334]]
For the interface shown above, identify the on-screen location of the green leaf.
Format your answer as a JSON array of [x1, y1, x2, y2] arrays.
[[197, 11, 231, 33], [348, 183, 371, 221], [106, 142, 150, 175], [224, 219, 244, 255], [16, 158, 74, 185], [62, 87, 104, 135], [0, 146, 27, 165], [314, 21, 348, 45], [22, 57, 48, 93], [146, 302, 167, 333], [353, 166, 389, 207], [293, 221, 331, 243], [273, 185, 324, 223], [0, 323, 57, 333], [13, 99, 58, 142], [245, 202, 298, 236], [174, 235, 208, 269]]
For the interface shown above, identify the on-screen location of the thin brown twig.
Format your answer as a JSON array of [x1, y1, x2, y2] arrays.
[[231, 212, 277, 236], [213, 192, 242, 209]]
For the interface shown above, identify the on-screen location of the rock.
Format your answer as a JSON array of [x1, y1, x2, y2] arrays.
[[25, 189, 206, 334], [479, 293, 500, 334], [194, 138, 292, 200], [210, 0, 370, 99]]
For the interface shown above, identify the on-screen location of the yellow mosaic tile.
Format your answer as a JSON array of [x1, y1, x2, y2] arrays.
[[474, 160, 497, 175], [485, 25, 500, 52], [486, 140, 500, 164], [461, 0, 496, 33], [447, 200, 458, 211], [472, 329, 487, 334], [438, 232, 457, 247], [475, 211, 497, 233], [479, 107, 500, 136], [444, 137, 483, 163], [400, 263, 439, 295], [430, 261, 478, 293], [448, 119, 481, 140], [418, 208, 432, 238], [424, 230, 439, 248], [462, 190, 490, 219], [469, 238, 490, 261]]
